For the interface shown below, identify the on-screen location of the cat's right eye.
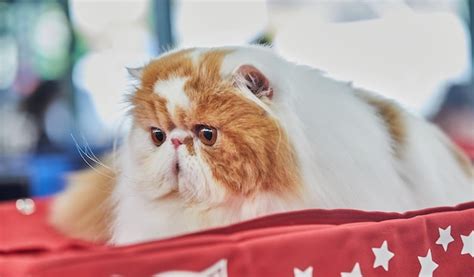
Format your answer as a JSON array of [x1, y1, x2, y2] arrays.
[[151, 127, 166, 146]]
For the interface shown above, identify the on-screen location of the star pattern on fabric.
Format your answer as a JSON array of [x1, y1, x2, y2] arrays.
[[340, 263, 362, 277], [436, 226, 454, 251], [155, 259, 228, 277], [418, 249, 438, 277], [293, 266, 313, 277], [372, 240, 394, 271], [461, 231, 474, 257], [151, 225, 473, 277]]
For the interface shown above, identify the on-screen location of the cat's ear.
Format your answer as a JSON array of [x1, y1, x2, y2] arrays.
[[233, 65, 273, 100], [126, 66, 144, 80]]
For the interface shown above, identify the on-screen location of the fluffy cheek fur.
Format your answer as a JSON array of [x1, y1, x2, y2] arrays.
[[176, 146, 226, 204], [123, 126, 177, 199], [190, 91, 302, 198]]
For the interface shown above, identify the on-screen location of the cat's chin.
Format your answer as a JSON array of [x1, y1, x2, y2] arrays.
[[111, 189, 306, 245]]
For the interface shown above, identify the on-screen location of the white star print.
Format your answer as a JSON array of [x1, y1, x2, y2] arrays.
[[372, 240, 394, 271], [418, 249, 438, 277], [341, 263, 362, 277], [155, 259, 228, 277], [461, 231, 474, 257], [294, 266, 313, 277], [436, 226, 454, 251]]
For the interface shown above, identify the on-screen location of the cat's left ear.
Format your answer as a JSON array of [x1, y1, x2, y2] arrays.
[[126, 66, 144, 80], [233, 65, 273, 100]]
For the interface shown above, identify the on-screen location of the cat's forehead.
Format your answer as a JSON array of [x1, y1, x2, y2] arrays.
[[145, 49, 231, 125], [133, 48, 266, 130]]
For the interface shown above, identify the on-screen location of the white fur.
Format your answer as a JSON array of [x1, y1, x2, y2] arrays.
[[111, 46, 473, 245], [154, 77, 190, 117], [189, 48, 207, 65]]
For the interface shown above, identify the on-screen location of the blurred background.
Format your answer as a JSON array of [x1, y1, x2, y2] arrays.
[[0, 0, 473, 201]]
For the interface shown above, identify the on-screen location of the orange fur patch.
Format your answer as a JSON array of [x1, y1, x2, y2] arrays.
[[50, 167, 115, 242], [358, 93, 406, 156], [133, 49, 302, 197], [140, 49, 194, 90], [446, 139, 474, 178], [183, 136, 195, 156], [190, 89, 301, 195], [133, 92, 175, 130]]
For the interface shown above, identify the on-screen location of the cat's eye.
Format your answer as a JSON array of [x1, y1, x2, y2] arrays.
[[196, 125, 217, 146], [151, 127, 166, 146]]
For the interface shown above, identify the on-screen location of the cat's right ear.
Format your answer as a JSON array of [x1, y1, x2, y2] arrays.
[[232, 65, 273, 100], [126, 66, 144, 80]]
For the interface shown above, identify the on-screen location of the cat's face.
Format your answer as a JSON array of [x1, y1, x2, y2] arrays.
[[126, 48, 301, 204]]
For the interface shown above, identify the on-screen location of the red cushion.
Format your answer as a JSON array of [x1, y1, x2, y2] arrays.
[[1, 198, 473, 276]]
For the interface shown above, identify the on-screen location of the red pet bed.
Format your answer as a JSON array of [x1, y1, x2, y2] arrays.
[[0, 197, 473, 276]]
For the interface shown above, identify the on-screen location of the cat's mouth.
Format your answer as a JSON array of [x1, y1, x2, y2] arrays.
[[174, 162, 180, 175]]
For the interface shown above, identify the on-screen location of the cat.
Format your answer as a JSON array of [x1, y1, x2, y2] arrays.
[[50, 46, 473, 245]]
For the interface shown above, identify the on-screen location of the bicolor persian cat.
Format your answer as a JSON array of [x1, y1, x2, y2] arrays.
[[51, 46, 473, 245]]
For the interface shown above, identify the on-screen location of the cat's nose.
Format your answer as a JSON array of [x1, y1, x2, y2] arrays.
[[171, 138, 183, 149]]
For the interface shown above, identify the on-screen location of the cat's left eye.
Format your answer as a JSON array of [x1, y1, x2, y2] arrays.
[[195, 125, 217, 146]]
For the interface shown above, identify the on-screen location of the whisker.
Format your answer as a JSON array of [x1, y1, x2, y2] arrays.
[[81, 135, 101, 160], [71, 134, 114, 180], [80, 135, 114, 172]]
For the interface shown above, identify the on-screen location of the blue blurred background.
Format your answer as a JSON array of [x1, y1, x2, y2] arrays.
[[0, 0, 473, 201]]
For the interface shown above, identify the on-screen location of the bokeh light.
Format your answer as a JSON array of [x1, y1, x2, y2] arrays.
[[0, 35, 18, 90], [32, 3, 71, 80]]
